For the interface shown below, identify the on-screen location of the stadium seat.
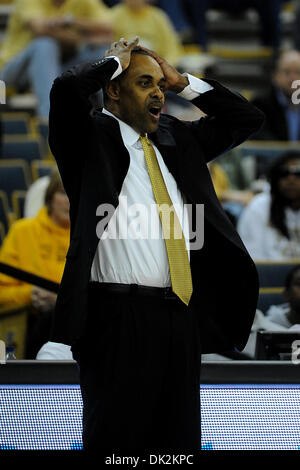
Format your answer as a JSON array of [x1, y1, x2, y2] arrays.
[[31, 160, 55, 181], [12, 190, 26, 219], [241, 141, 300, 153], [0, 159, 31, 209], [2, 112, 32, 135], [2, 135, 44, 164], [256, 261, 300, 288], [241, 147, 288, 160]]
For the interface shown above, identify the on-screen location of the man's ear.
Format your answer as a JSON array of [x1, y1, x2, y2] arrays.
[[105, 80, 121, 102]]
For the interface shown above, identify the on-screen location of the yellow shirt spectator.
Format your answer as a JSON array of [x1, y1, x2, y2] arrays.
[[0, 0, 111, 69], [110, 2, 183, 66], [0, 206, 70, 307]]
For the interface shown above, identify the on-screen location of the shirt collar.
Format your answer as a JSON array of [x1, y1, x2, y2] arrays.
[[102, 108, 141, 147]]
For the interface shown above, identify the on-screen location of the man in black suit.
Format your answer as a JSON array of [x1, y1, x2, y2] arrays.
[[251, 50, 300, 141], [49, 37, 264, 456]]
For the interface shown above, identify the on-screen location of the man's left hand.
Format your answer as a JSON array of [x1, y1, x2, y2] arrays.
[[138, 46, 188, 94]]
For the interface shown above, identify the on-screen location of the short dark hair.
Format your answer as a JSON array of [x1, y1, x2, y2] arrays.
[[103, 47, 153, 104], [44, 168, 65, 211], [131, 46, 153, 57]]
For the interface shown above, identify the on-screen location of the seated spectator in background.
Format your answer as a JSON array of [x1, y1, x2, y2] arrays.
[[155, 0, 192, 44], [238, 152, 300, 260], [216, 148, 254, 192], [208, 159, 254, 223], [110, 0, 183, 67], [266, 264, 300, 329], [0, 170, 70, 357], [0, 0, 113, 122], [159, 0, 282, 53], [251, 50, 300, 141]]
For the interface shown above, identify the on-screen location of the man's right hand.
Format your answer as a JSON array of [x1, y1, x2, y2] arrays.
[[104, 36, 139, 71]]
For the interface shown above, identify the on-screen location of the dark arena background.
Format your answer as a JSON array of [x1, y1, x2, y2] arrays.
[[1, 0, 300, 459]]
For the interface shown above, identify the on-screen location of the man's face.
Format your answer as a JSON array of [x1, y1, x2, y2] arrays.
[[274, 51, 300, 98], [277, 159, 300, 201], [117, 53, 166, 135], [49, 189, 70, 228]]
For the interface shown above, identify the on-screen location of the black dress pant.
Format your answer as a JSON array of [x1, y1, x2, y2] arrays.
[[72, 285, 202, 456]]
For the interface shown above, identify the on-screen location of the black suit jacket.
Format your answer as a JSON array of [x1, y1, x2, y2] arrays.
[[250, 86, 289, 141], [49, 58, 264, 353]]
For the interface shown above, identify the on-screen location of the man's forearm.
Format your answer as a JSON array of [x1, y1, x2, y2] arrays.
[[44, 28, 82, 46], [26, 17, 112, 44]]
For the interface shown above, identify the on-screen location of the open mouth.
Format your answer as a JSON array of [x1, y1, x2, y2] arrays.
[[148, 105, 162, 120]]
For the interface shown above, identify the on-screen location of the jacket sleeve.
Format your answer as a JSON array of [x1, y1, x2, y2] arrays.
[[48, 57, 119, 196], [182, 78, 265, 163]]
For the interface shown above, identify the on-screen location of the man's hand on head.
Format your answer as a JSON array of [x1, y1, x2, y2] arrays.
[[104, 36, 139, 71], [138, 46, 188, 94]]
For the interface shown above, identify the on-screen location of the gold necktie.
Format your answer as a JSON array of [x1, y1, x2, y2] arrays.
[[140, 136, 193, 306]]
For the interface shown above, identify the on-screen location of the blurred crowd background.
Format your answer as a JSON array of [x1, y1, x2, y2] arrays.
[[0, 0, 300, 360]]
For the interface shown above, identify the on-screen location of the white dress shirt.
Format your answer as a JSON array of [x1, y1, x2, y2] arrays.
[[90, 57, 213, 287], [237, 191, 300, 260]]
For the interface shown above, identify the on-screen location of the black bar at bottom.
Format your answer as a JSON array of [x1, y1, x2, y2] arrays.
[[0, 360, 300, 384]]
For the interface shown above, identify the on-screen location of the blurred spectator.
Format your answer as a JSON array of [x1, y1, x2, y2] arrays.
[[237, 152, 300, 260], [265, 264, 300, 329], [156, 0, 192, 43], [0, 0, 113, 121], [217, 148, 255, 192], [0, 170, 70, 357], [208, 156, 254, 223], [109, 0, 183, 66], [251, 50, 300, 141], [159, 0, 282, 53]]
